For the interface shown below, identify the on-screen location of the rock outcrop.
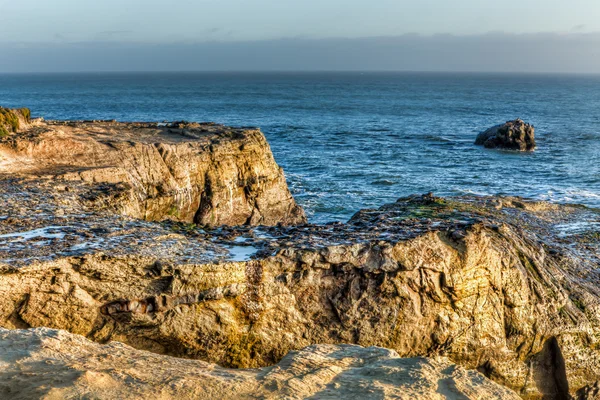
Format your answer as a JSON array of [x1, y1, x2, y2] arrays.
[[0, 106, 31, 137], [0, 328, 521, 400], [475, 119, 536, 151], [0, 112, 599, 399], [0, 118, 305, 226], [0, 178, 599, 399]]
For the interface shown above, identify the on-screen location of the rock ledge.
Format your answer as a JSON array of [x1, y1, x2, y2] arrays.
[[0, 328, 521, 400]]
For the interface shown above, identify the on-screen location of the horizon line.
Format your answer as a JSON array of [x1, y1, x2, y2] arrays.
[[2, 70, 600, 76]]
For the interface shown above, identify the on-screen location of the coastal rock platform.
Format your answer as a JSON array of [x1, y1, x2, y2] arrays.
[[0, 116, 305, 226], [0, 110, 599, 399]]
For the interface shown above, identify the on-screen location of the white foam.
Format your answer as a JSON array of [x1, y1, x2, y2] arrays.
[[0, 226, 68, 241], [70, 238, 106, 252], [555, 221, 600, 237]]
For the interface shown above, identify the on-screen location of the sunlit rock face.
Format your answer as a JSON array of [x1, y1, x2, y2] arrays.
[[0, 328, 522, 400], [0, 187, 599, 399], [0, 118, 305, 226], [0, 111, 599, 399]]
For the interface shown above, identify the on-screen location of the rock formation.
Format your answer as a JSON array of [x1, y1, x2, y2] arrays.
[[0, 328, 521, 400], [476, 119, 536, 151], [0, 179, 599, 398], [0, 118, 305, 226], [0, 111, 599, 399]]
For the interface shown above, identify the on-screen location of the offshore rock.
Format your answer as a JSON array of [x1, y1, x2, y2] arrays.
[[0, 185, 599, 399], [475, 119, 536, 151], [0, 328, 521, 400], [0, 118, 305, 226]]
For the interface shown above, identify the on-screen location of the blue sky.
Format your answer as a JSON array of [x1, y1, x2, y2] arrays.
[[1, 0, 598, 43]]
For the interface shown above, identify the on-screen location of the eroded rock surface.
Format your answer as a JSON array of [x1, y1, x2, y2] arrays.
[[0, 112, 598, 399], [0, 118, 305, 226], [0, 182, 599, 399], [0, 328, 521, 400], [475, 119, 536, 151]]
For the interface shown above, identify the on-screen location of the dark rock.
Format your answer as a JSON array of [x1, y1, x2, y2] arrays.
[[576, 381, 600, 400], [475, 119, 536, 151]]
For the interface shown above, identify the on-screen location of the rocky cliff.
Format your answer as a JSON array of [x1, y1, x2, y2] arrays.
[[0, 178, 598, 399], [0, 328, 521, 400], [0, 119, 305, 226], [0, 112, 599, 399]]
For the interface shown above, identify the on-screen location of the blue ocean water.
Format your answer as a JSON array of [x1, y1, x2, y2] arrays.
[[1, 72, 599, 223]]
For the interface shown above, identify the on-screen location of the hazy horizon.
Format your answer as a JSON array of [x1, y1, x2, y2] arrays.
[[2, 0, 600, 73], [2, 32, 600, 74]]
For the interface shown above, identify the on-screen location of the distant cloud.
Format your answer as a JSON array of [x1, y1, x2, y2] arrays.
[[571, 24, 586, 32], [1, 32, 600, 74]]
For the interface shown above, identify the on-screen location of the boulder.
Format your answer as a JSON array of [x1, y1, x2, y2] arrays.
[[475, 119, 536, 151]]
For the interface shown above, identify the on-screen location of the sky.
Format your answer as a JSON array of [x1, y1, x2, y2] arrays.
[[0, 0, 599, 73]]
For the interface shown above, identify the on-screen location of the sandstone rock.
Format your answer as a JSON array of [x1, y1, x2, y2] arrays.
[[0, 112, 598, 399], [0, 328, 521, 400], [475, 119, 536, 151], [0, 118, 305, 226], [0, 185, 599, 399]]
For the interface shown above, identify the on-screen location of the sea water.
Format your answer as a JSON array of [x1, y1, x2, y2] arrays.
[[1, 72, 599, 223]]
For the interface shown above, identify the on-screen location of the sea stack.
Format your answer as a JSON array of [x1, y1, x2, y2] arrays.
[[475, 119, 536, 151]]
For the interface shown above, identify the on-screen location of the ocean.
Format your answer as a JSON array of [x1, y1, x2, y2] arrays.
[[1, 72, 599, 223]]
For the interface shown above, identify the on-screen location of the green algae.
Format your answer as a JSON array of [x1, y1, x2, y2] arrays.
[[0, 107, 31, 137]]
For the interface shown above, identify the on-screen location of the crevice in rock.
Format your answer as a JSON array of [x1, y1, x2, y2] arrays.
[[100, 283, 246, 315], [9, 294, 31, 329], [532, 336, 570, 400]]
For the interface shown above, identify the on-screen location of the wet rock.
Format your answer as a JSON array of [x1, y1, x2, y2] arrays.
[[475, 119, 536, 151]]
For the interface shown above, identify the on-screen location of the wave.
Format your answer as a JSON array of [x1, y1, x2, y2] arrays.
[[421, 134, 453, 143]]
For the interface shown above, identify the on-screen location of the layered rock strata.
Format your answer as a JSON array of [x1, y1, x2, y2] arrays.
[[0, 112, 599, 399], [0, 118, 305, 226], [0, 179, 598, 399]]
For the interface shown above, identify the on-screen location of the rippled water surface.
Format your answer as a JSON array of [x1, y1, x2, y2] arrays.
[[1, 72, 599, 223]]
